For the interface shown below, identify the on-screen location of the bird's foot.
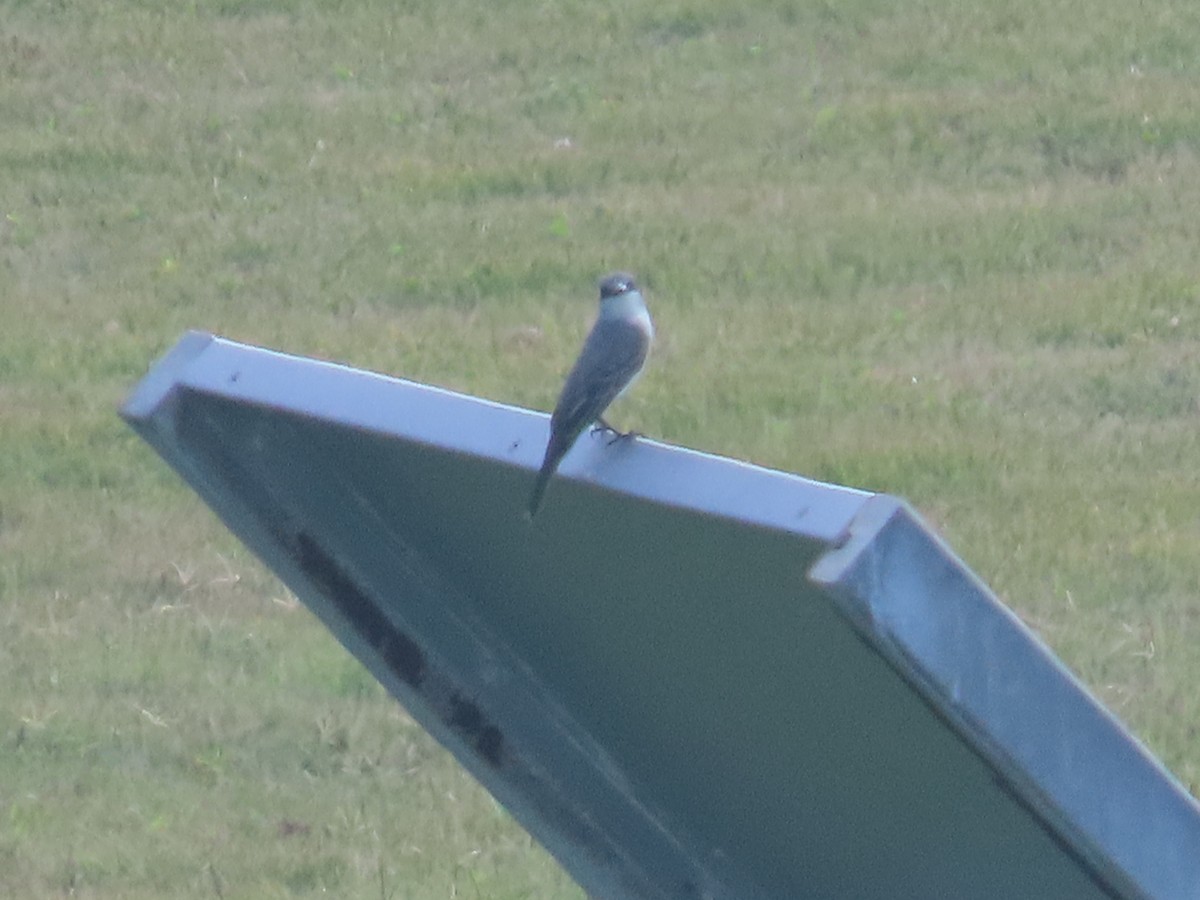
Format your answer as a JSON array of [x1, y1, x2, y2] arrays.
[[592, 418, 639, 445], [605, 428, 641, 446]]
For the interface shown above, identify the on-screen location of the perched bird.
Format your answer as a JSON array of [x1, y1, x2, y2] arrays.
[[528, 272, 654, 518]]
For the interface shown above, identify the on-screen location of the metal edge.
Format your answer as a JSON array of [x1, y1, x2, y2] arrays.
[[119, 330, 216, 423], [123, 332, 871, 545]]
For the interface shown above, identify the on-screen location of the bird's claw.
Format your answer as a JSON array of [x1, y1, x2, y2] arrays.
[[605, 429, 641, 446], [592, 419, 639, 445], [588, 422, 638, 448]]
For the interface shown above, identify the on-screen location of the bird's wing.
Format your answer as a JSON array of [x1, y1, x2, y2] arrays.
[[530, 315, 649, 517], [550, 317, 650, 435]]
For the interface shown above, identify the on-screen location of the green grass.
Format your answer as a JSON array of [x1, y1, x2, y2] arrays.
[[3, 0, 1200, 894]]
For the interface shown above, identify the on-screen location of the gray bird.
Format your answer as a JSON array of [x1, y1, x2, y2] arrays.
[[528, 272, 654, 517]]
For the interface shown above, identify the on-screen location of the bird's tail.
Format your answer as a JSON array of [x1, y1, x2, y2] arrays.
[[528, 434, 569, 519], [527, 464, 554, 519]]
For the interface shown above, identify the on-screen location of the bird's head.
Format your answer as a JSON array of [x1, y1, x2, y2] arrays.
[[599, 272, 638, 300]]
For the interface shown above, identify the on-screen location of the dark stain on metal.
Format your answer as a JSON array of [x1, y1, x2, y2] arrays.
[[449, 692, 504, 767], [294, 531, 426, 688]]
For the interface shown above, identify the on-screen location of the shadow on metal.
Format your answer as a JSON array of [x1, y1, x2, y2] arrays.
[[121, 332, 1200, 900]]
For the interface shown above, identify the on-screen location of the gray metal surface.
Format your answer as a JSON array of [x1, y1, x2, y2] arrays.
[[122, 331, 1200, 899]]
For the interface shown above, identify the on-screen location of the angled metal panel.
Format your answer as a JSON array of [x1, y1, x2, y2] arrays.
[[121, 332, 1200, 900], [809, 496, 1200, 900]]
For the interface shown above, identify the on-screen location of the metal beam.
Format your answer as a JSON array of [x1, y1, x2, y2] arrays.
[[122, 332, 1200, 899]]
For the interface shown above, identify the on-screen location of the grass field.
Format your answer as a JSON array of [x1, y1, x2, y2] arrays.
[[3, 0, 1199, 895]]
